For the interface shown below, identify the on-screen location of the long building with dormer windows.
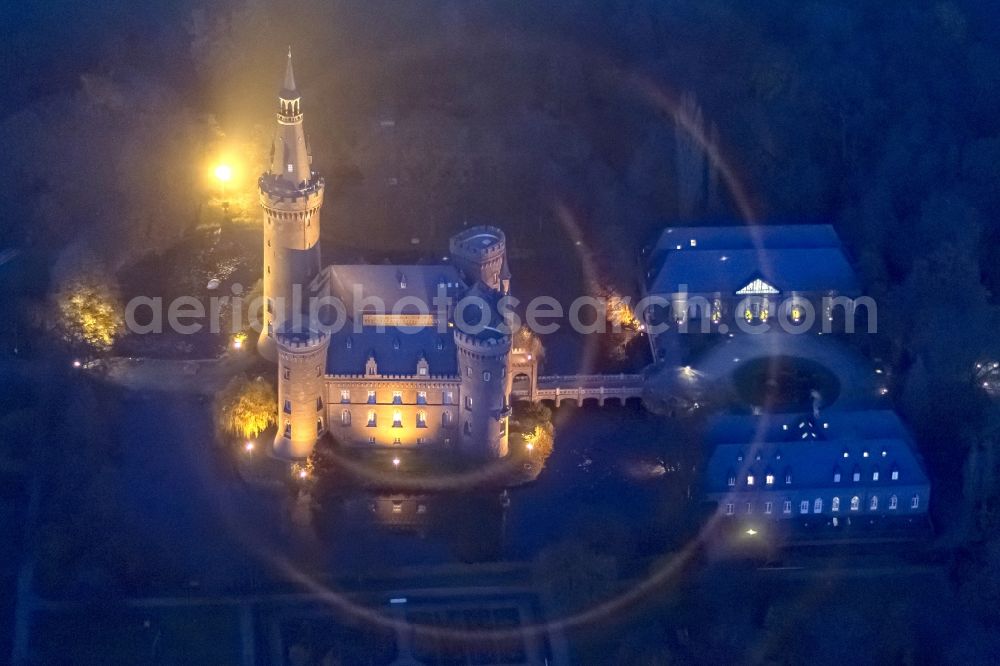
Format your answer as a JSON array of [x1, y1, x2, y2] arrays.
[[703, 410, 930, 523]]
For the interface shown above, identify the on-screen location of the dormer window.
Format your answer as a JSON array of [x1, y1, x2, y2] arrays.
[[398, 272, 407, 289], [862, 450, 870, 458], [833, 469, 841, 483], [392, 337, 400, 350], [843, 450, 849, 458], [785, 471, 792, 485], [891, 468, 899, 481]]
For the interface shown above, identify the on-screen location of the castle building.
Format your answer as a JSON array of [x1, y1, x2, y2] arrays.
[[261, 54, 532, 461]]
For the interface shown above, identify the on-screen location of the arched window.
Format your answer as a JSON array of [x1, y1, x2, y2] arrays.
[[341, 410, 351, 426], [832, 497, 840, 512], [889, 495, 898, 510], [416, 411, 427, 428], [765, 471, 775, 486], [367, 411, 376, 427], [870, 495, 878, 510], [464, 421, 472, 435], [442, 411, 453, 427], [316, 417, 324, 434], [392, 410, 402, 427], [850, 496, 860, 511]]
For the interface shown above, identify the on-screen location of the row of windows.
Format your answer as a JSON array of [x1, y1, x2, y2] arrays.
[[282, 366, 323, 380], [724, 494, 919, 516], [341, 389, 455, 405], [340, 409, 452, 428], [364, 436, 431, 446], [283, 397, 325, 413], [731, 468, 901, 487], [465, 366, 505, 382], [281, 417, 325, 438]]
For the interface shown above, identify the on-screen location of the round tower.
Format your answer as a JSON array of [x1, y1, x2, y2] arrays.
[[273, 324, 330, 460], [454, 327, 512, 459], [449, 226, 507, 292], [258, 50, 324, 361]]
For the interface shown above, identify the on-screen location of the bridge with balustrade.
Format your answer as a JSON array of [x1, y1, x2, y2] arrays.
[[512, 372, 645, 407]]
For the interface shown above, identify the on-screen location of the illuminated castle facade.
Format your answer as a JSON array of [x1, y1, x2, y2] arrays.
[[260, 53, 533, 461]]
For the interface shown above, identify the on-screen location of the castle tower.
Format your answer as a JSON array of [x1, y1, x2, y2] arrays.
[[449, 226, 507, 292], [273, 324, 330, 460], [258, 49, 325, 361], [454, 288, 512, 459]]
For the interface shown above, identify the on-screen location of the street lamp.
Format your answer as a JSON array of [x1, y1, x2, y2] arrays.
[[214, 163, 233, 217]]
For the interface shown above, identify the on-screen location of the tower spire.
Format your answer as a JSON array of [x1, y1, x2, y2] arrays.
[[283, 46, 296, 94]]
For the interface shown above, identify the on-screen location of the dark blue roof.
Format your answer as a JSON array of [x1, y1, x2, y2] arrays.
[[326, 325, 457, 377], [647, 224, 859, 296], [703, 410, 929, 494]]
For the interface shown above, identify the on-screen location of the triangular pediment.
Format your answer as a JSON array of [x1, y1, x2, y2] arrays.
[[736, 277, 780, 295]]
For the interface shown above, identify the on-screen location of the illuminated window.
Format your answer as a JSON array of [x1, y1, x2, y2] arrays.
[[443, 391, 454, 404], [367, 411, 376, 427], [765, 474, 775, 486], [814, 498, 822, 513], [392, 501, 402, 514], [367, 390, 376, 404], [889, 495, 898, 510], [392, 391, 402, 404], [872, 471, 879, 481], [870, 495, 878, 510], [853, 471, 860, 482], [785, 472, 792, 485], [850, 496, 860, 511], [783, 501, 792, 514], [442, 411, 453, 426], [911, 494, 919, 509], [725, 503, 734, 516], [800, 501, 809, 514], [834, 471, 841, 483], [764, 501, 773, 514], [316, 417, 323, 434], [417, 365, 428, 376], [891, 469, 899, 481], [746, 475, 755, 486], [832, 497, 840, 512], [416, 411, 427, 428], [727, 475, 736, 487], [367, 436, 375, 444], [392, 410, 402, 427], [341, 410, 351, 426], [340, 390, 350, 403], [417, 391, 427, 404], [287, 163, 293, 172]]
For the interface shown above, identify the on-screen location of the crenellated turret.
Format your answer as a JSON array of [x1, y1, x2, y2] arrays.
[[273, 324, 330, 460], [453, 285, 512, 459], [449, 226, 507, 292]]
